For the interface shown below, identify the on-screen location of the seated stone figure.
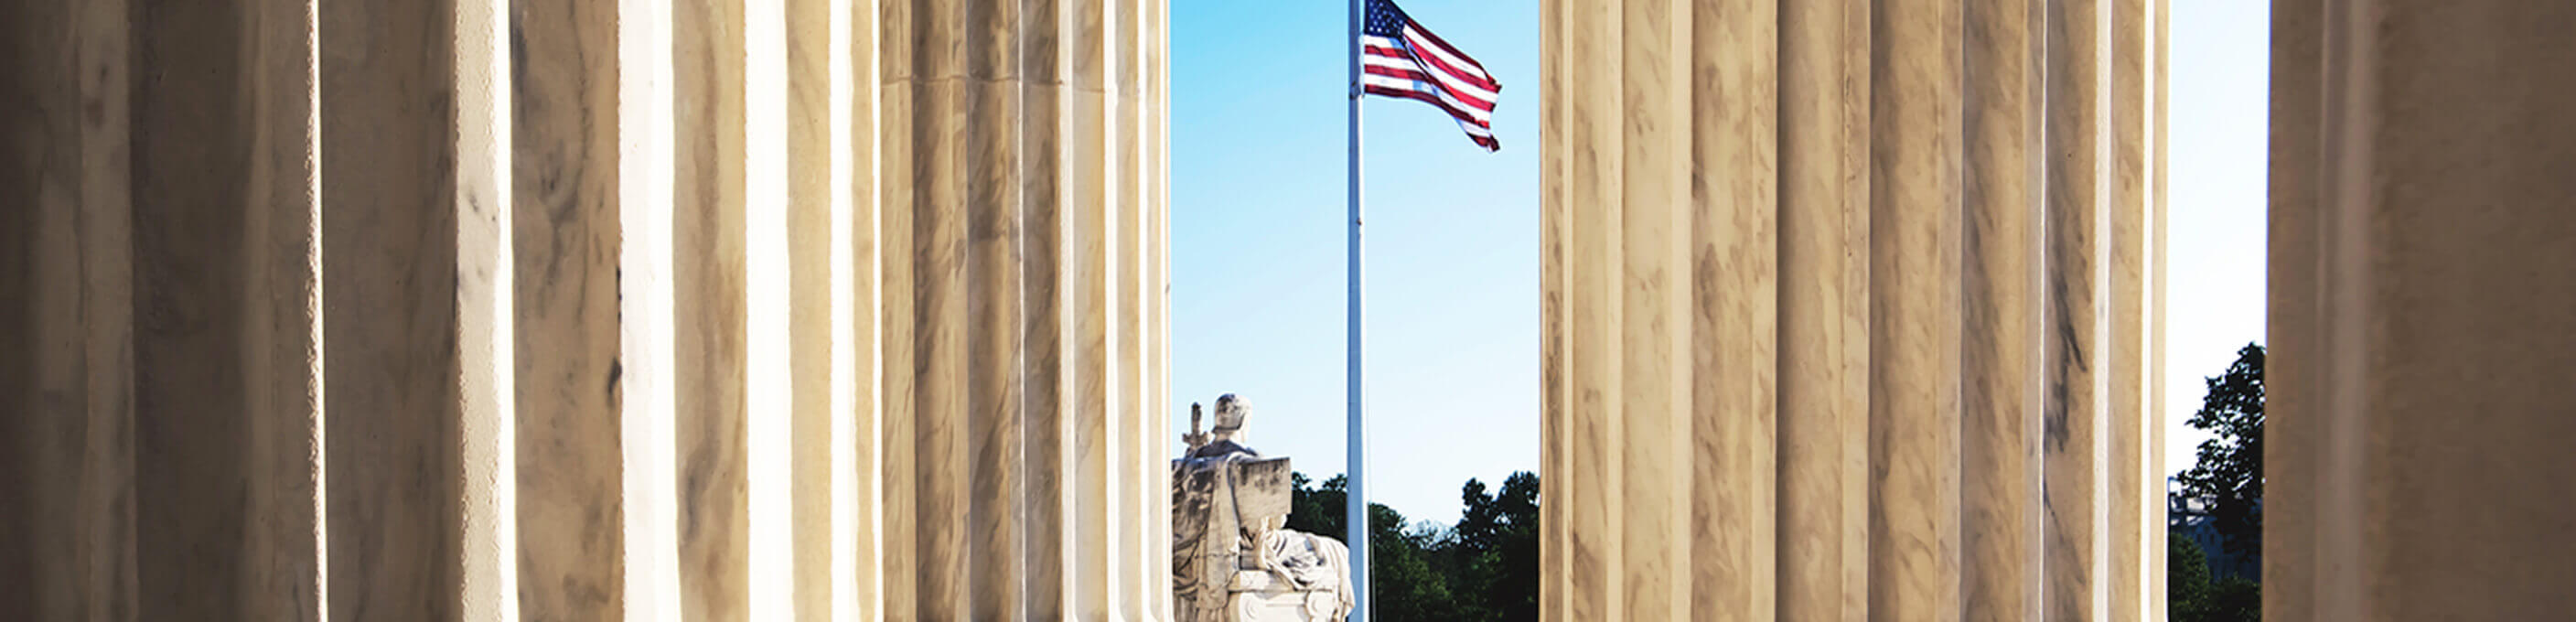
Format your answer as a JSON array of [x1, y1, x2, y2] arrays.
[[1172, 395, 1354, 622]]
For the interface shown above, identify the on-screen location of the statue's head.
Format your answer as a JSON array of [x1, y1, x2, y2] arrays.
[[1211, 393, 1250, 433]]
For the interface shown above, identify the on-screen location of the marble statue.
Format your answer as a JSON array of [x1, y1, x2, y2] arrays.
[[1172, 395, 1355, 622]]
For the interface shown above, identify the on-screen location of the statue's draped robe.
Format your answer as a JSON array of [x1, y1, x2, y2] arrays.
[[1171, 452, 1291, 621], [1254, 530, 1357, 619]]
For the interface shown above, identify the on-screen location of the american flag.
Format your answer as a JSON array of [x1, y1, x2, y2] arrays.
[[1361, 0, 1501, 151]]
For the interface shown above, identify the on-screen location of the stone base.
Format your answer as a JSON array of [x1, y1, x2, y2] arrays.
[[1229, 570, 1346, 622]]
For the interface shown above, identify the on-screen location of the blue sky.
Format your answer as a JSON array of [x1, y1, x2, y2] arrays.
[[1169, 0, 2269, 526]]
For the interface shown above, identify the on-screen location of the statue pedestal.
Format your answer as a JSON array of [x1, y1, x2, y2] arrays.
[[1229, 567, 1344, 622]]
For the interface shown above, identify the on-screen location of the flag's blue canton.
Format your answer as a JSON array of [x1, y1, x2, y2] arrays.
[[1358, 0, 1501, 151], [1364, 0, 1408, 38]]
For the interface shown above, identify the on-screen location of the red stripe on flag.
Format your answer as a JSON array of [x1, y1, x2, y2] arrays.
[[1364, 85, 1494, 131], [1362, 66, 1497, 112], [1400, 29, 1501, 92], [1400, 24, 1493, 80]]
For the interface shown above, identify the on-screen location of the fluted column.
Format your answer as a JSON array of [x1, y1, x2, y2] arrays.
[[1962, 0, 2045, 617], [316, 0, 497, 617], [128, 2, 326, 618], [1539, 0, 2165, 619], [1552, 0, 1791, 618], [2262, 0, 2319, 618], [870, 0, 1173, 617], [2044, 0, 2111, 618], [510, 0, 637, 617], [1869, 0, 1967, 617], [2269, 1, 2576, 619], [0, 0, 140, 617], [617, 0, 688, 617], [2108, 0, 2159, 617], [2, 0, 1173, 618], [1775, 0, 1871, 618]]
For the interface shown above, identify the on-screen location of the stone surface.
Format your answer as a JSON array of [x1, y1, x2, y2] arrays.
[[1538, 0, 2164, 618], [1771, 0, 1871, 618], [2269, 1, 2576, 618], [1870, 0, 1968, 616], [510, 0, 626, 618], [0, 0, 1173, 618], [1963, 0, 2045, 617], [2045, 0, 2111, 618]]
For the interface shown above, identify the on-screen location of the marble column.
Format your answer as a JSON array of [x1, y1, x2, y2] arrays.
[[2044, 0, 2111, 618], [1538, 0, 2166, 618], [2268, 1, 2576, 619], [0, 0, 1173, 618], [2107, 0, 2159, 617], [1868, 0, 1967, 617], [316, 0, 488, 617], [1962, 0, 2045, 617], [511, 0, 631, 617], [1774, 0, 1872, 618], [2261, 0, 2319, 617], [0, 0, 141, 618], [126, 2, 327, 619]]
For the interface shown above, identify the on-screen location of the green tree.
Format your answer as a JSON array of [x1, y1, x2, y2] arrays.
[[2170, 533, 2260, 622], [2205, 577, 2261, 622], [2176, 343, 2264, 568], [1282, 471, 1541, 621], [2169, 531, 2214, 620], [1283, 474, 1461, 620], [1453, 473, 1540, 621]]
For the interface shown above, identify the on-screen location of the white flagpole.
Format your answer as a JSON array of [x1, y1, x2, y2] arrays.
[[1345, 0, 1371, 619]]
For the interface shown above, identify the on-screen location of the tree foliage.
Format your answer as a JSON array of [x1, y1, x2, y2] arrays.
[[2170, 533, 2259, 622], [2169, 342, 2265, 621], [1285, 471, 1540, 620], [2176, 343, 2265, 566], [2168, 532, 2214, 617]]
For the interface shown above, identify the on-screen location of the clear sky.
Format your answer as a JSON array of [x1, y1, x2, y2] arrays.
[[2160, 0, 2271, 490], [1170, 0, 2270, 526]]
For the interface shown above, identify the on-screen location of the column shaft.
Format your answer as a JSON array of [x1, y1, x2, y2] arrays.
[[2270, 1, 2576, 618], [1687, 0, 1781, 617], [672, 0, 754, 617], [317, 0, 488, 617], [0, 0, 138, 617], [785, 0, 857, 618], [2044, 0, 2111, 617], [1562, 0, 1625, 617], [1775, 0, 1871, 618], [129, 2, 325, 618], [512, 0, 632, 616], [1616, 0, 1687, 617], [2144, 1, 2170, 618], [2107, 0, 2155, 617], [1539, 0, 1572, 615], [1962, 0, 2045, 617], [1867, 0, 1966, 617], [615, 0, 686, 617], [0, 0, 1179, 617], [1543, 0, 2164, 619]]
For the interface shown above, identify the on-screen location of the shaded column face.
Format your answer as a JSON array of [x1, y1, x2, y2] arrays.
[[1537, 0, 2164, 619], [2270, 2, 2576, 620], [0, 0, 1175, 619]]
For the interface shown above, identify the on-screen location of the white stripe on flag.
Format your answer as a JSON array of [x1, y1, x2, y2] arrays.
[[1361, 55, 1500, 103], [1359, 74, 1494, 123], [1400, 27, 1490, 81]]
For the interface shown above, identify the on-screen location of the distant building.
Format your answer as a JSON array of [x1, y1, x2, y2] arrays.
[[2168, 477, 2258, 581]]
